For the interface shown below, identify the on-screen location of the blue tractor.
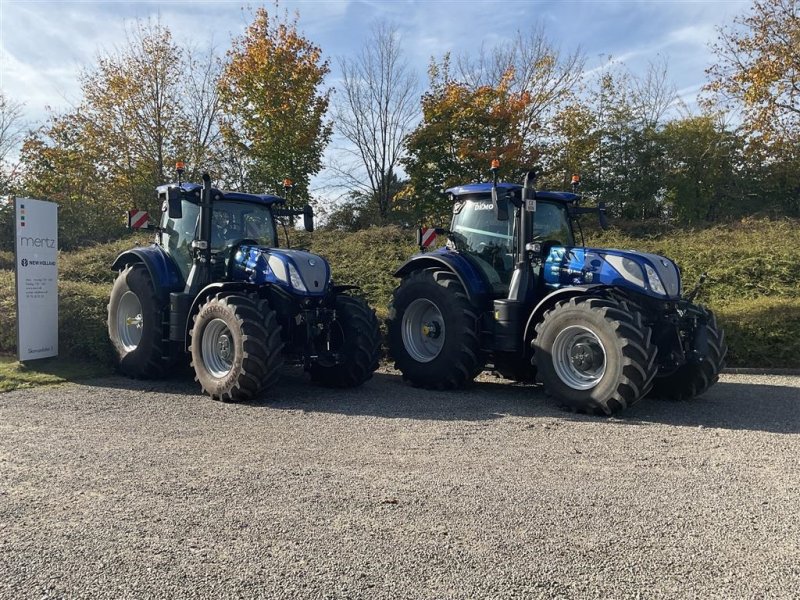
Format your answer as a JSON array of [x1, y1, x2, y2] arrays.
[[108, 169, 380, 401], [387, 167, 727, 415]]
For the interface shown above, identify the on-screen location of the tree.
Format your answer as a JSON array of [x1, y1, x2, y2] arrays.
[[218, 7, 331, 203], [564, 60, 678, 220], [455, 27, 585, 147], [401, 30, 584, 224], [78, 19, 186, 203], [20, 113, 117, 249], [0, 91, 26, 194], [18, 19, 223, 247], [331, 22, 418, 223], [661, 115, 744, 222], [401, 58, 540, 223], [705, 0, 800, 143]]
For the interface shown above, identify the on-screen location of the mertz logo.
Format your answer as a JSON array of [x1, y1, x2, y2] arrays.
[[21, 258, 28, 267]]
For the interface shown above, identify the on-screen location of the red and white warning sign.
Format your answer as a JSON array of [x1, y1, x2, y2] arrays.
[[127, 210, 150, 229], [420, 227, 437, 247]]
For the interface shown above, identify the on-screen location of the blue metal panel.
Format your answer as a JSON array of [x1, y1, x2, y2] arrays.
[[542, 245, 681, 300], [228, 245, 330, 297], [110, 245, 184, 299]]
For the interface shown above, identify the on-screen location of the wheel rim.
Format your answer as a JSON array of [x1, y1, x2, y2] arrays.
[[117, 291, 143, 351], [202, 318, 234, 378], [402, 298, 445, 363], [551, 326, 607, 390]]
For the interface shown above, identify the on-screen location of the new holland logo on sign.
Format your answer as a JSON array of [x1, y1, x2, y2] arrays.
[[15, 198, 58, 361]]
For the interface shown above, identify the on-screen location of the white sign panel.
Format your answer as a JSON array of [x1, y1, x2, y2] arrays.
[[15, 198, 58, 361]]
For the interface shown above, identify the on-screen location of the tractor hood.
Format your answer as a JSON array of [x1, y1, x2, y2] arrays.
[[544, 246, 682, 300], [229, 244, 331, 296]]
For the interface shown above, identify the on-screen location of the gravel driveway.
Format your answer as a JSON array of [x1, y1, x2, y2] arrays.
[[1, 370, 798, 599]]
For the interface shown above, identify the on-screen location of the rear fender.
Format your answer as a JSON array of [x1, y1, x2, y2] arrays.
[[110, 245, 183, 302], [523, 285, 607, 343], [393, 251, 492, 305]]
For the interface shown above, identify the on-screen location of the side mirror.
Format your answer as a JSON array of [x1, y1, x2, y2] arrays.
[[167, 187, 182, 219], [303, 204, 314, 232], [492, 187, 508, 221]]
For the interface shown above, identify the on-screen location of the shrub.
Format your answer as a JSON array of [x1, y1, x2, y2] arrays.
[[0, 269, 112, 364], [303, 226, 418, 318], [0, 251, 13, 271], [58, 280, 115, 365], [716, 297, 800, 368], [0, 270, 16, 352], [60, 231, 153, 285]]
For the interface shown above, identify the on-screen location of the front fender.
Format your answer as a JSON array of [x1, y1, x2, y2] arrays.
[[522, 285, 608, 343], [110, 245, 184, 301], [394, 250, 493, 306], [184, 281, 257, 345]]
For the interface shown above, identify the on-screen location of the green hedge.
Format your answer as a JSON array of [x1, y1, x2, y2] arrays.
[[300, 226, 417, 318], [59, 231, 152, 285], [1, 219, 798, 370], [0, 270, 113, 365], [717, 297, 800, 368]]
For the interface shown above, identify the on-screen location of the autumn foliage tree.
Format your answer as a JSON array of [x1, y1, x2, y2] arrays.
[[219, 8, 331, 204], [401, 58, 539, 222], [704, 0, 799, 216], [17, 20, 226, 248], [706, 0, 799, 143]]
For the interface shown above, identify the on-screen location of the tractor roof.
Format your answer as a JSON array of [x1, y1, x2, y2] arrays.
[[160, 182, 287, 206], [444, 182, 580, 203]]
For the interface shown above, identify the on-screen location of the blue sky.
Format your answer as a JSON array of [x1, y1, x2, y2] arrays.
[[1, 0, 750, 130]]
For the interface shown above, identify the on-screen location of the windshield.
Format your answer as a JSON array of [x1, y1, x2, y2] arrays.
[[159, 197, 277, 281], [210, 201, 277, 250], [450, 196, 573, 292]]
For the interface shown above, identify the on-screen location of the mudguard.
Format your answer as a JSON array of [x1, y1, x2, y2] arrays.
[[184, 281, 257, 344], [522, 285, 607, 343], [393, 248, 493, 306], [110, 245, 184, 301]]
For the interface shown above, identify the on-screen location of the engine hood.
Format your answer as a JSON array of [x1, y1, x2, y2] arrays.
[[543, 246, 682, 300], [229, 245, 331, 296]]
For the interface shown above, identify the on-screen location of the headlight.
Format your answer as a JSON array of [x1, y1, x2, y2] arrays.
[[287, 262, 308, 292], [644, 264, 666, 295], [606, 255, 645, 288]]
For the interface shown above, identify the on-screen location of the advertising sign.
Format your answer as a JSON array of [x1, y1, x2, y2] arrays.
[[15, 198, 58, 360]]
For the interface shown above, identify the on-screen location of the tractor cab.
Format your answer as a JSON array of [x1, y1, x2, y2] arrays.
[[445, 182, 577, 296], [156, 183, 282, 282]]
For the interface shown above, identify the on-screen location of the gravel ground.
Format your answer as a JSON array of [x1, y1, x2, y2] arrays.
[[1, 370, 798, 599]]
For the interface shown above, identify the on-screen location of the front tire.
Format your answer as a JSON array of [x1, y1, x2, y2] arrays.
[[387, 269, 483, 389], [108, 264, 172, 378], [649, 307, 727, 400], [190, 294, 283, 402], [533, 295, 657, 415], [310, 295, 381, 388]]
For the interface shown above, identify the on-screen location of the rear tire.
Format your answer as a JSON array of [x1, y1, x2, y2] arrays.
[[310, 295, 380, 388], [108, 264, 172, 378], [190, 294, 283, 402], [649, 307, 727, 400], [387, 269, 483, 389], [533, 295, 657, 415]]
